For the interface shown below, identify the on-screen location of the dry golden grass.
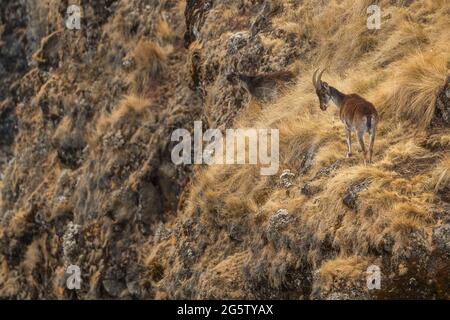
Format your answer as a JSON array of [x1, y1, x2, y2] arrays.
[[318, 255, 373, 292], [377, 49, 449, 129], [133, 39, 169, 67], [260, 36, 286, 56], [51, 266, 66, 298], [427, 133, 450, 149], [130, 40, 171, 94], [23, 236, 47, 288], [96, 95, 151, 137], [9, 209, 30, 238], [0, 260, 20, 298], [196, 251, 250, 299], [155, 16, 175, 42], [431, 156, 450, 192]]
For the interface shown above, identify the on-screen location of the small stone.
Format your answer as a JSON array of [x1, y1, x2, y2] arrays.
[[229, 223, 244, 241], [267, 209, 292, 232], [102, 279, 126, 297], [342, 180, 371, 210], [154, 222, 171, 242], [62, 222, 81, 266], [279, 169, 295, 188], [432, 223, 450, 253], [343, 192, 357, 209], [227, 32, 249, 54], [300, 144, 317, 174], [301, 182, 320, 196]]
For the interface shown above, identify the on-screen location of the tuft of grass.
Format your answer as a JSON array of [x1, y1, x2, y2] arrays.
[[155, 16, 175, 42], [431, 156, 450, 193], [130, 40, 171, 94], [95, 95, 152, 139], [377, 49, 449, 129], [0, 260, 20, 298], [318, 256, 372, 293]]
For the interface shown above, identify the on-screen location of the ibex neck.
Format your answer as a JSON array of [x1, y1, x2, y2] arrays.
[[329, 86, 345, 108]]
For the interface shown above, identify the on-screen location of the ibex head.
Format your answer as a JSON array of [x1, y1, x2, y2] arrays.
[[313, 69, 331, 111]]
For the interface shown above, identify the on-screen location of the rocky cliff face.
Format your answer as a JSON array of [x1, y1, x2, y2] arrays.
[[0, 0, 449, 299]]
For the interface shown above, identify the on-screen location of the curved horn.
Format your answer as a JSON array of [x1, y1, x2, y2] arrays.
[[312, 69, 319, 89], [317, 68, 325, 85]]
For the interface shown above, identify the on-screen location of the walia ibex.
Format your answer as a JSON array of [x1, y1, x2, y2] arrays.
[[313, 69, 379, 165]]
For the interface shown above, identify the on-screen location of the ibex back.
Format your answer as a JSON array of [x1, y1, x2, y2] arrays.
[[313, 69, 378, 165]]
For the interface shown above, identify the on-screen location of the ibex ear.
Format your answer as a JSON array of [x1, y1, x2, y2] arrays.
[[322, 82, 329, 91]]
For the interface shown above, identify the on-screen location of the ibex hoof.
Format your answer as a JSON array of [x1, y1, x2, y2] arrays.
[[346, 152, 353, 158]]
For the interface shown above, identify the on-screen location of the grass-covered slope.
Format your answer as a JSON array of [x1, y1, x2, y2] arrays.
[[0, 0, 448, 299], [145, 0, 450, 299]]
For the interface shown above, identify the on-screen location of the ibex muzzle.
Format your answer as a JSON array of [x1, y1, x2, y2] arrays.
[[313, 69, 331, 110]]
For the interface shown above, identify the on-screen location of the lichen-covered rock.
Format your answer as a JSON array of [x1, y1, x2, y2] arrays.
[[279, 169, 295, 188], [227, 32, 250, 55], [432, 222, 450, 254], [300, 144, 317, 174], [62, 222, 81, 266], [301, 182, 320, 196], [266, 209, 293, 240], [342, 180, 371, 210], [432, 75, 450, 126], [102, 279, 127, 298]]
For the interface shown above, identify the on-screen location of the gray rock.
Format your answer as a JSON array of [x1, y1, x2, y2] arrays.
[[301, 182, 320, 196], [342, 180, 371, 210], [62, 222, 81, 266], [227, 32, 249, 54], [432, 75, 450, 126], [229, 223, 245, 241], [267, 209, 292, 234], [154, 222, 171, 242], [280, 169, 295, 188], [126, 265, 143, 298], [300, 144, 317, 174], [0, 62, 6, 78], [432, 223, 450, 254], [138, 181, 162, 225], [179, 242, 196, 266], [157, 162, 179, 210], [313, 160, 343, 180], [102, 279, 126, 297]]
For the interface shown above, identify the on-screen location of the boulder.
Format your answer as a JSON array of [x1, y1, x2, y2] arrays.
[[432, 75, 450, 126]]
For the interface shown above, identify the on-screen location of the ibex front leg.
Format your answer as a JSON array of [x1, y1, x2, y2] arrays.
[[346, 129, 352, 158]]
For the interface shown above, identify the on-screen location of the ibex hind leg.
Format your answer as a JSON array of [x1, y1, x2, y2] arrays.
[[368, 121, 376, 164], [346, 129, 353, 158], [356, 128, 367, 165]]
